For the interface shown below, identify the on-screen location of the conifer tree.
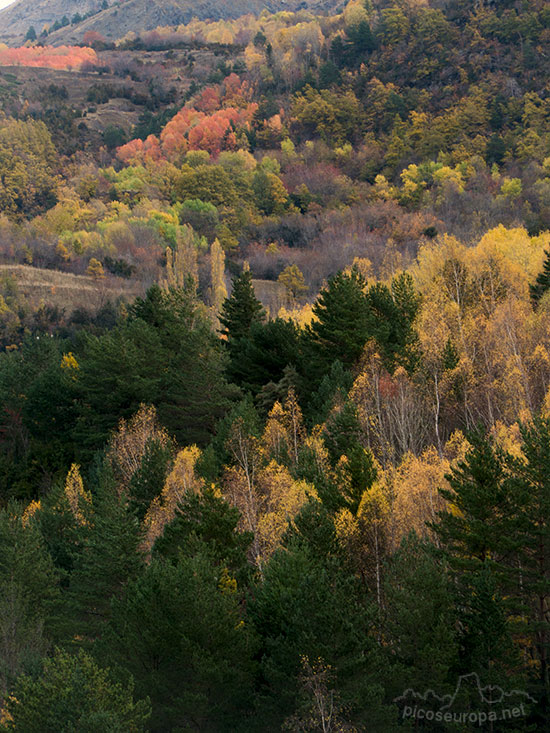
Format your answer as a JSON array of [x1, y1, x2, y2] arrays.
[[506, 416, 550, 718], [106, 553, 256, 732], [227, 317, 300, 394], [68, 464, 145, 645], [0, 508, 59, 697], [431, 430, 517, 574], [219, 269, 266, 345], [1, 648, 150, 732], [341, 444, 378, 515], [305, 267, 371, 381], [530, 249, 550, 306], [382, 533, 457, 704], [250, 542, 396, 730], [322, 400, 363, 465], [153, 485, 252, 587]]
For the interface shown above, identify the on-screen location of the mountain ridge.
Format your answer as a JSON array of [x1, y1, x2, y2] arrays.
[[0, 0, 342, 44], [0, 0, 101, 40]]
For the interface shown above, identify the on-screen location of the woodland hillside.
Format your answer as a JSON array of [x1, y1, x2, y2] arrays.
[[0, 0, 549, 730]]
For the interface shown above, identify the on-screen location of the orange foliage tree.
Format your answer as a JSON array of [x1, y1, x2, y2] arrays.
[[117, 76, 258, 163], [0, 45, 97, 70]]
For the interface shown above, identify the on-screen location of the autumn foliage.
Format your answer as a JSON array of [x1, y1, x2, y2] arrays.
[[0, 45, 98, 70], [117, 74, 257, 163]]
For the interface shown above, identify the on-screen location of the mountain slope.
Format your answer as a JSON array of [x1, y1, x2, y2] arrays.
[[51, 0, 285, 44], [0, 0, 102, 40], [0, 0, 343, 44]]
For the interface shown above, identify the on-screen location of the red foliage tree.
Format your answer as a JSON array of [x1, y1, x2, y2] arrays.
[[0, 45, 98, 70]]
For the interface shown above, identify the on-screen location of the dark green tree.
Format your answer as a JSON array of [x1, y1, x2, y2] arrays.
[[322, 399, 363, 465], [530, 249, 550, 306], [1, 648, 150, 732], [75, 285, 237, 451], [367, 271, 420, 371], [382, 534, 458, 705], [345, 20, 376, 64], [153, 485, 253, 587], [457, 563, 520, 688], [106, 553, 256, 732], [304, 267, 371, 381], [219, 269, 266, 346], [506, 416, 550, 719], [128, 437, 173, 521], [431, 430, 517, 574], [250, 542, 396, 731], [307, 359, 354, 425], [341, 444, 378, 515], [68, 465, 145, 645], [0, 508, 60, 697], [227, 317, 300, 394], [318, 60, 341, 88]]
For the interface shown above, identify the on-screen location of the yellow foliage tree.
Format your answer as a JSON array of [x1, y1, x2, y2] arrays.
[[161, 225, 198, 292], [64, 464, 92, 525], [107, 404, 172, 495], [141, 445, 202, 556], [86, 257, 104, 280], [210, 238, 227, 316]]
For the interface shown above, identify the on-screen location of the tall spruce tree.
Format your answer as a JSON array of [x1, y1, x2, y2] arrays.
[[219, 269, 266, 345], [305, 267, 371, 380], [431, 430, 518, 574], [530, 249, 550, 306], [506, 416, 550, 720], [1, 648, 151, 732], [105, 553, 256, 732], [0, 508, 60, 697], [382, 533, 458, 704], [75, 285, 237, 450], [68, 464, 145, 646], [250, 541, 396, 731]]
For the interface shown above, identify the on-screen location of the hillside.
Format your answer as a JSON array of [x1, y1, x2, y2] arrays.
[[0, 0, 344, 44], [0, 0, 101, 41], [1, 0, 550, 729], [0, 263, 142, 311]]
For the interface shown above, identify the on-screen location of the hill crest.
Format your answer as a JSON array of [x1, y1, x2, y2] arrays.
[[0, 0, 343, 44]]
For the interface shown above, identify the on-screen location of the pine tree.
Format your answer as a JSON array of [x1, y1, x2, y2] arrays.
[[366, 272, 420, 372], [68, 465, 145, 645], [431, 430, 518, 574], [106, 553, 256, 732], [305, 267, 371, 382], [228, 317, 300, 394], [457, 563, 521, 690], [76, 285, 237, 450], [152, 486, 252, 587], [128, 437, 173, 521], [382, 534, 458, 704], [0, 507, 59, 697], [250, 542, 396, 730], [322, 400, 363, 465], [341, 444, 378, 515], [530, 249, 550, 306], [2, 648, 150, 732], [506, 416, 550, 719], [219, 269, 265, 345]]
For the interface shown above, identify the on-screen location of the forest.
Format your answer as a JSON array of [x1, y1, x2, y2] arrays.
[[0, 0, 550, 730]]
